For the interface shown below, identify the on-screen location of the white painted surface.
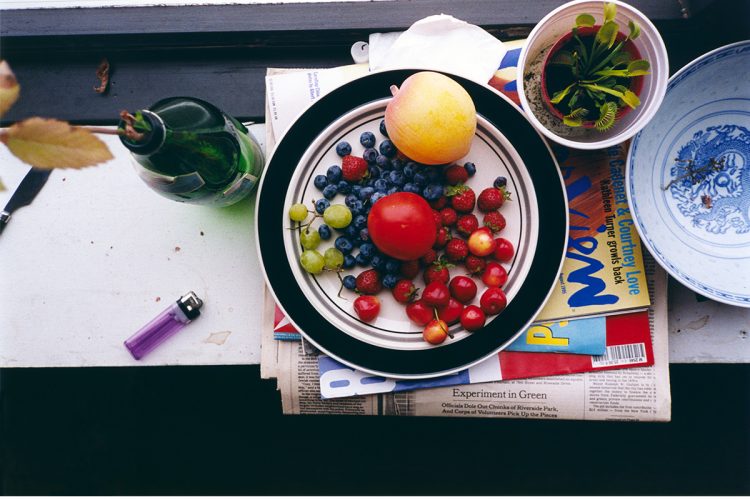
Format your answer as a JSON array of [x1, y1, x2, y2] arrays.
[[0, 125, 266, 367]]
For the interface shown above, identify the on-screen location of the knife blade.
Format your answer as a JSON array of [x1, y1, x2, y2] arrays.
[[0, 168, 52, 235]]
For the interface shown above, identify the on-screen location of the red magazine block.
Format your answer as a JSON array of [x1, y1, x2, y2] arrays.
[[498, 311, 653, 380]]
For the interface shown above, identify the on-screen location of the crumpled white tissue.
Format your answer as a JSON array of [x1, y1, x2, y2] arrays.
[[368, 14, 507, 85]]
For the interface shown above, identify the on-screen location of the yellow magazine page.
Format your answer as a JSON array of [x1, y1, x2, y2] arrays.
[[536, 143, 651, 322]]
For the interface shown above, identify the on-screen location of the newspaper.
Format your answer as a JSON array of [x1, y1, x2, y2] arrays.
[[260, 66, 671, 420]]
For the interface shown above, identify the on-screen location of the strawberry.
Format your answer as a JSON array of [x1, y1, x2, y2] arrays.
[[456, 214, 479, 237], [433, 226, 451, 249], [440, 207, 458, 227], [423, 259, 451, 284], [447, 185, 476, 213], [477, 186, 511, 212], [353, 295, 380, 322], [392, 279, 418, 304], [444, 164, 469, 185], [483, 211, 507, 233], [465, 255, 487, 276], [444, 238, 469, 263], [341, 155, 369, 182], [355, 269, 382, 295], [421, 249, 438, 267], [431, 209, 443, 229], [429, 196, 448, 210], [400, 259, 421, 280]]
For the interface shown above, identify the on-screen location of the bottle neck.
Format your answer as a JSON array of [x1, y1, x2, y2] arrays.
[[119, 109, 167, 156]]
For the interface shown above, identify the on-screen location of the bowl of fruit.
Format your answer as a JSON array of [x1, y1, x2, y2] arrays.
[[256, 70, 568, 379]]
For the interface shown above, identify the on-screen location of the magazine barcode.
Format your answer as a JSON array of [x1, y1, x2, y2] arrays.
[[591, 343, 647, 368]]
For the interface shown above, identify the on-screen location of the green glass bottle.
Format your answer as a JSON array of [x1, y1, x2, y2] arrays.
[[119, 97, 264, 206]]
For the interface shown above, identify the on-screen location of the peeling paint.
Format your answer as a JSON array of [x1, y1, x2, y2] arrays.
[[204, 331, 231, 345]]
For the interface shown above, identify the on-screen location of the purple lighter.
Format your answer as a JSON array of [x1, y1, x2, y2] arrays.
[[124, 291, 204, 360]]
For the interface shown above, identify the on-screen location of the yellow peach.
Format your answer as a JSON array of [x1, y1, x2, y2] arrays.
[[385, 72, 476, 165]]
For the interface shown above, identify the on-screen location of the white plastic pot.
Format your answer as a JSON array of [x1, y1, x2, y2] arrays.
[[517, 0, 669, 150]]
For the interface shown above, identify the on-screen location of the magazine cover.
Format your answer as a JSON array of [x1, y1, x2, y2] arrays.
[[535, 144, 651, 322]]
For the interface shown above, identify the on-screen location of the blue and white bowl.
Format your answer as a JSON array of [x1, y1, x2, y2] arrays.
[[627, 41, 750, 307]]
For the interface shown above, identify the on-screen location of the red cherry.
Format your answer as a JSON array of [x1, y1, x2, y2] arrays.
[[493, 237, 515, 262], [467, 227, 497, 257], [437, 297, 464, 325], [406, 299, 433, 326], [423, 319, 449, 345], [460, 305, 486, 331], [353, 295, 381, 322], [422, 281, 450, 307], [480, 287, 507, 316], [482, 261, 508, 288], [448, 275, 478, 304]]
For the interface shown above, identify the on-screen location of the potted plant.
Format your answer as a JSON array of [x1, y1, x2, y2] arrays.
[[517, 0, 669, 150], [541, 3, 650, 131]]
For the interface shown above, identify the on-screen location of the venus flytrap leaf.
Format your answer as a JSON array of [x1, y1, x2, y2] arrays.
[[621, 89, 641, 108], [604, 3, 617, 23], [576, 13, 596, 27], [628, 59, 650, 73], [595, 102, 617, 131], [596, 21, 619, 49], [550, 82, 577, 104], [628, 20, 641, 40]]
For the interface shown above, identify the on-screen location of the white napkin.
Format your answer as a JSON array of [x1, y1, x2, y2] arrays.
[[368, 14, 507, 85]]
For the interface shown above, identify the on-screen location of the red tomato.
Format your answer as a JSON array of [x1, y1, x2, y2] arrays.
[[367, 192, 437, 260]]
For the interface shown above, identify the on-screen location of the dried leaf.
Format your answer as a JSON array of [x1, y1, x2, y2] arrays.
[[0, 118, 113, 169], [94, 58, 110, 94], [0, 60, 20, 118]]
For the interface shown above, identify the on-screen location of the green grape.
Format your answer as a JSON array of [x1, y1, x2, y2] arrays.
[[300, 228, 321, 250], [288, 203, 309, 222], [323, 204, 352, 229], [324, 247, 344, 269], [300, 250, 325, 274]]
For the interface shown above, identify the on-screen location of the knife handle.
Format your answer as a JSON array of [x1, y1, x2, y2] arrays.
[[0, 211, 10, 235]]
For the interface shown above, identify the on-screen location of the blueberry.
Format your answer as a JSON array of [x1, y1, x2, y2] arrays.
[[389, 170, 406, 187], [336, 141, 352, 157], [387, 186, 399, 195], [314, 174, 328, 190], [359, 243, 376, 258], [353, 214, 367, 229], [494, 176, 507, 189], [345, 194, 358, 208], [349, 199, 364, 216], [318, 224, 332, 240], [365, 178, 376, 187], [343, 275, 357, 290], [351, 185, 362, 197], [355, 253, 371, 266], [326, 165, 342, 183], [359, 187, 375, 201], [379, 119, 388, 137], [423, 184, 444, 201], [390, 158, 404, 171], [374, 179, 389, 192], [426, 168, 440, 182], [335, 236, 354, 255], [464, 162, 476, 177], [376, 155, 391, 169], [370, 254, 386, 271], [403, 182, 420, 194], [315, 198, 330, 214], [322, 184, 338, 200], [379, 139, 397, 157], [345, 225, 359, 238], [403, 163, 416, 178], [368, 165, 381, 179], [382, 274, 399, 289], [342, 254, 356, 269], [359, 228, 370, 242], [370, 192, 386, 204], [337, 180, 352, 194], [413, 172, 428, 187], [360, 131, 376, 148], [363, 148, 378, 164], [385, 258, 400, 274]]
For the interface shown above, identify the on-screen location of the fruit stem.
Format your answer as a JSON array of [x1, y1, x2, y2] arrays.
[[389, 85, 399, 97]]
